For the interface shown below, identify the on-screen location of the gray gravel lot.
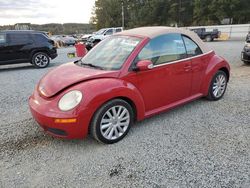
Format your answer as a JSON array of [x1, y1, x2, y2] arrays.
[[1, 41, 250, 187]]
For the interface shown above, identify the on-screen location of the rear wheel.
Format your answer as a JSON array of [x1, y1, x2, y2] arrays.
[[90, 99, 134, 144], [206, 70, 228, 101], [205, 35, 212, 42], [32, 52, 50, 68]]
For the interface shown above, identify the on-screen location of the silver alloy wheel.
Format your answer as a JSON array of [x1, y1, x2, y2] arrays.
[[35, 54, 49, 67], [212, 74, 226, 98], [100, 105, 130, 140]]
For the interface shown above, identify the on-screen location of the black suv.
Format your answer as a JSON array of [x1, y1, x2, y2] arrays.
[[241, 32, 250, 65], [0, 30, 57, 68]]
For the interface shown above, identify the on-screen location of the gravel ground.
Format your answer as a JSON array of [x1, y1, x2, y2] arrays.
[[0, 41, 250, 188]]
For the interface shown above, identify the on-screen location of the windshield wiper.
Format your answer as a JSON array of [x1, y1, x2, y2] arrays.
[[80, 62, 104, 70]]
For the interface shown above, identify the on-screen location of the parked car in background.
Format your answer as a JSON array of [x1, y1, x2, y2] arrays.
[[90, 27, 123, 41], [86, 27, 123, 50], [70, 34, 78, 39], [29, 27, 230, 144], [241, 44, 250, 65], [51, 35, 77, 47], [0, 30, 57, 68], [81, 34, 92, 42], [246, 31, 250, 43], [241, 32, 250, 65], [190, 28, 221, 42], [61, 36, 77, 46]]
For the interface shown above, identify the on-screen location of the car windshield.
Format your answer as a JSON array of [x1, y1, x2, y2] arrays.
[[81, 36, 141, 70], [95, 29, 107, 35]]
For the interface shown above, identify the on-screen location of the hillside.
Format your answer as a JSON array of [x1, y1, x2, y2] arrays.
[[0, 23, 95, 35]]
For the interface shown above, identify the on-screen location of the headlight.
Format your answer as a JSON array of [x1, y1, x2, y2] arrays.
[[58, 90, 82, 111]]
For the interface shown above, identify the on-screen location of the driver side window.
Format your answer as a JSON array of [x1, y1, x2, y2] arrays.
[[137, 33, 187, 65], [182, 35, 202, 57]]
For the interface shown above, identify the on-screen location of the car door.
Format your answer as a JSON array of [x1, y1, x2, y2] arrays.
[[7, 33, 32, 62], [133, 33, 192, 113], [182, 35, 207, 95]]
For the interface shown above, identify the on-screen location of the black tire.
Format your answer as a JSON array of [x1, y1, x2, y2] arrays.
[[90, 99, 134, 144], [205, 35, 212, 42], [206, 70, 228, 101], [32, 52, 50, 68], [243, 61, 250, 65]]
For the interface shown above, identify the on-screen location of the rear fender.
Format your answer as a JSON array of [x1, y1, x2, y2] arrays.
[[201, 54, 230, 96]]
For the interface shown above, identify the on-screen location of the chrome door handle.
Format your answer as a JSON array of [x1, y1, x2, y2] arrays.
[[184, 65, 192, 71]]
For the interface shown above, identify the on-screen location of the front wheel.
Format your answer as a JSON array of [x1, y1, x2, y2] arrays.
[[32, 52, 50, 68], [90, 99, 134, 144], [206, 71, 228, 101]]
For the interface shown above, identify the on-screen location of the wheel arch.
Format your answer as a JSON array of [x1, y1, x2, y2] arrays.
[[88, 92, 145, 123], [218, 67, 230, 81], [29, 49, 50, 61], [76, 78, 146, 124]]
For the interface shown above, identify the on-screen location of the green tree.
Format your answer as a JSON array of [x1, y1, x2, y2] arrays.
[[91, 0, 250, 29], [93, 0, 123, 29]]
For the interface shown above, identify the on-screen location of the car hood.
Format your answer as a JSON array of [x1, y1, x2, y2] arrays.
[[91, 34, 104, 39], [38, 62, 120, 98]]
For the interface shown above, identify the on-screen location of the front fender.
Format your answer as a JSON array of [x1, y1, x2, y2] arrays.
[[201, 54, 230, 95], [76, 78, 146, 121]]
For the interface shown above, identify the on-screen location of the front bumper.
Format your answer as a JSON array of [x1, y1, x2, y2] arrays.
[[29, 90, 92, 139], [49, 47, 58, 59], [241, 51, 250, 62], [49, 52, 58, 59]]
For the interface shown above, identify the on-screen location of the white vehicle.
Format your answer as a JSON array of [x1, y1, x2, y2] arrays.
[[86, 27, 123, 50], [81, 34, 92, 42], [88, 27, 123, 43]]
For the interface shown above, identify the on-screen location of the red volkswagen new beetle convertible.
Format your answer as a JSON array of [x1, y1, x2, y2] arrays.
[[29, 27, 230, 144]]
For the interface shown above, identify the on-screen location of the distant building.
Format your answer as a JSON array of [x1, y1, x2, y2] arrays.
[[14, 23, 31, 30]]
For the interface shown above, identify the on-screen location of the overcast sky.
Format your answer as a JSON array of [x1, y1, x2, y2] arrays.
[[0, 0, 95, 25]]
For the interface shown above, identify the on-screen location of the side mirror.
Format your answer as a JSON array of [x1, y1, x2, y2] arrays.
[[136, 60, 153, 71]]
